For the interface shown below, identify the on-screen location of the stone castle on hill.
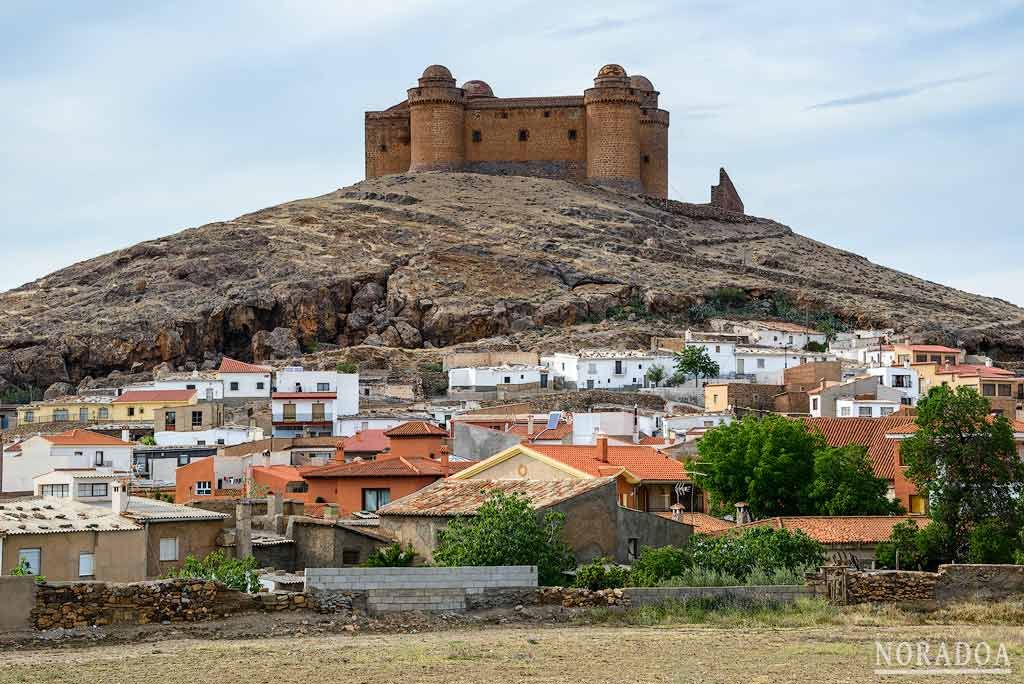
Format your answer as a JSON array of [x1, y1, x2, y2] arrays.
[[365, 63, 743, 210]]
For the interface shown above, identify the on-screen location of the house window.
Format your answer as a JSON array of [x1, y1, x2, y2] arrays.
[[568, 129, 577, 141], [342, 548, 361, 565], [195, 481, 212, 496], [880, 406, 895, 416], [24, 411, 34, 423], [94, 451, 104, 466], [361, 421, 369, 431], [472, 130, 482, 142], [627, 538, 640, 561], [930, 355, 941, 363], [178, 454, 190, 466], [915, 354, 928, 363], [503, 376, 511, 384], [788, 335, 794, 344], [98, 408, 109, 419], [840, 406, 851, 417], [379, 143, 387, 152], [79, 552, 95, 578], [186, 384, 196, 390], [165, 411, 176, 431], [543, 110, 550, 118], [858, 406, 873, 417], [756, 359, 765, 369], [998, 384, 1012, 397], [317, 382, 330, 392], [715, 345, 721, 353], [587, 363, 597, 374], [982, 383, 996, 397], [893, 375, 910, 388], [362, 488, 391, 512], [230, 382, 239, 391], [18, 549, 41, 575], [192, 411, 203, 427], [909, 495, 927, 515], [79, 408, 89, 422], [518, 129, 529, 141], [40, 484, 69, 497], [77, 483, 109, 497], [283, 404, 297, 421], [54, 409, 68, 421], [614, 360, 623, 375], [703, 420, 714, 427], [500, 111, 508, 119], [256, 382, 265, 390], [127, 407, 135, 417], [216, 439, 225, 445], [197, 440, 206, 446], [811, 397, 819, 411], [159, 538, 179, 561]]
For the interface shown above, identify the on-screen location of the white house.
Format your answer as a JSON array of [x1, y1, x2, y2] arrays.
[[153, 371, 223, 401], [735, 347, 835, 384], [663, 413, 733, 436], [735, 321, 828, 350], [271, 367, 359, 437], [864, 365, 920, 405], [336, 415, 420, 437], [32, 468, 128, 502], [570, 411, 663, 444], [541, 350, 676, 390], [678, 333, 739, 377], [218, 357, 273, 400], [153, 425, 264, 448], [835, 397, 902, 418], [447, 365, 549, 397], [1, 429, 134, 494]]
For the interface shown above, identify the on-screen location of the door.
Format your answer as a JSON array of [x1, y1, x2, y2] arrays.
[[736, 358, 745, 374], [312, 403, 325, 421], [587, 379, 595, 389], [283, 403, 296, 421]]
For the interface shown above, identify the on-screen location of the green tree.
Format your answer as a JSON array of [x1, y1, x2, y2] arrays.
[[900, 385, 1023, 562], [674, 346, 721, 387], [139, 435, 156, 446], [433, 491, 575, 586], [967, 519, 1018, 564], [807, 444, 904, 516], [690, 415, 824, 516], [644, 365, 666, 387], [876, 520, 949, 570], [336, 361, 359, 374]]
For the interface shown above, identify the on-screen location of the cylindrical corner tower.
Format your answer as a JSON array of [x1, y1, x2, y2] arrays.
[[584, 64, 643, 194], [407, 65, 465, 172], [632, 75, 669, 199]]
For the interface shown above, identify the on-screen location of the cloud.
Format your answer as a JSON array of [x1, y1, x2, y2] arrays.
[[807, 71, 994, 110]]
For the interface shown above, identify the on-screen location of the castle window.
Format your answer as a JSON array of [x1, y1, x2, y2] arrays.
[[472, 130, 482, 143], [543, 111, 550, 118], [500, 112, 508, 119], [379, 144, 387, 152], [568, 129, 577, 141], [642, 154, 651, 164], [518, 129, 529, 142]]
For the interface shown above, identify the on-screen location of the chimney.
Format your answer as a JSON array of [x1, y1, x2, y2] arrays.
[[441, 447, 450, 478], [527, 414, 535, 437], [121, 429, 131, 442], [596, 431, 609, 463], [235, 501, 252, 559], [334, 445, 345, 463], [985, 358, 993, 368], [111, 480, 129, 514], [670, 503, 684, 521], [734, 501, 751, 526]]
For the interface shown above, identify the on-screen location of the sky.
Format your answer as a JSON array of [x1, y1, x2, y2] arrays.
[[2, 1, 1023, 303]]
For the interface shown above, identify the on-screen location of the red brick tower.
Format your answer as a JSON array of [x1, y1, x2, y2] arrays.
[[407, 65, 465, 172], [633, 75, 669, 199], [584, 64, 643, 193]]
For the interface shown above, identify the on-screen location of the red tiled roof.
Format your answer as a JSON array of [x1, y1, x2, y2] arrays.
[[251, 465, 306, 486], [113, 389, 196, 403], [218, 357, 272, 374], [802, 414, 917, 480], [905, 345, 962, 353], [510, 422, 574, 440], [887, 417, 1024, 435], [936, 364, 1016, 379], [271, 392, 336, 399], [303, 456, 471, 479], [639, 436, 679, 446], [384, 421, 447, 437], [341, 429, 390, 454], [727, 516, 928, 544], [378, 477, 616, 516], [529, 444, 688, 481], [41, 429, 134, 447], [656, 511, 734, 534]]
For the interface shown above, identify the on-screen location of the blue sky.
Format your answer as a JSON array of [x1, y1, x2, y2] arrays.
[[2, 1, 1023, 304]]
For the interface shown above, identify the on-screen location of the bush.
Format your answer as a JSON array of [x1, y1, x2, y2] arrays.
[[433, 491, 575, 586], [573, 557, 631, 590], [163, 550, 259, 593], [876, 521, 951, 570], [335, 361, 358, 374], [363, 543, 417, 568], [139, 435, 156, 446], [803, 341, 827, 353], [687, 528, 824, 580], [630, 545, 690, 586], [968, 519, 1018, 564]]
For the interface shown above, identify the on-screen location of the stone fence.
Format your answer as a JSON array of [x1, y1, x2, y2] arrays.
[[808, 564, 1024, 605], [28, 579, 307, 630], [305, 566, 538, 615]]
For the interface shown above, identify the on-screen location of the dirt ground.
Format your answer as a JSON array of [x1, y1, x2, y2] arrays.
[[1, 621, 1022, 684]]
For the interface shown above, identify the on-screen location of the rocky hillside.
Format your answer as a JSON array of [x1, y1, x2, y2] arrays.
[[2, 172, 1023, 391]]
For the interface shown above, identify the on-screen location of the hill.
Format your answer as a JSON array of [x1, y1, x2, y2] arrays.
[[2, 171, 1023, 391]]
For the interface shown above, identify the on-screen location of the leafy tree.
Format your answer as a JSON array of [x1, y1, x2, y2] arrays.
[[164, 550, 259, 592], [876, 521, 950, 570], [433, 491, 575, 586], [803, 341, 827, 353], [967, 519, 1018, 564], [629, 545, 691, 586], [363, 543, 417, 567], [644, 365, 666, 388], [691, 416, 824, 517], [336, 361, 359, 374], [900, 385, 1023, 562], [674, 346, 721, 387], [686, 528, 824, 580], [817, 319, 838, 346], [807, 445, 904, 516]]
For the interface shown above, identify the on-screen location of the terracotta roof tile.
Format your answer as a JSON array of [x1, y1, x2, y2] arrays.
[[726, 515, 928, 543], [509, 422, 574, 440], [937, 364, 1016, 379], [112, 390, 196, 404], [378, 477, 616, 516], [41, 429, 134, 447], [656, 511, 734, 534], [384, 421, 447, 437], [218, 357, 272, 374], [342, 429, 390, 454], [905, 345, 962, 353], [801, 414, 917, 480], [529, 444, 688, 481], [303, 456, 470, 479]]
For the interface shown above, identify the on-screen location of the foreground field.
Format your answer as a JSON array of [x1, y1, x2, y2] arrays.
[[2, 622, 1022, 684]]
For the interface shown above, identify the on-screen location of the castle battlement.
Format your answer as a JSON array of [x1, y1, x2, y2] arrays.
[[364, 63, 670, 198]]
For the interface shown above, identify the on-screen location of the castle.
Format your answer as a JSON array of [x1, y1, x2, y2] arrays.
[[364, 63, 671, 198]]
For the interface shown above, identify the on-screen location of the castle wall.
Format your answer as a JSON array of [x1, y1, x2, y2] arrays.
[[584, 92, 643, 193], [365, 114, 411, 178], [639, 110, 669, 199], [408, 102, 464, 172]]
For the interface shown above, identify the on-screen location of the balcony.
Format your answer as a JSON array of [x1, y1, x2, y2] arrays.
[[272, 411, 335, 427]]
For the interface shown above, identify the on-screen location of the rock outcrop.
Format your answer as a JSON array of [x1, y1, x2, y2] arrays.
[[2, 172, 1023, 389]]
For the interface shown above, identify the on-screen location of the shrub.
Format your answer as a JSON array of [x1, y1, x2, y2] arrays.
[[968, 519, 1018, 564], [433, 491, 575, 586], [803, 341, 827, 353], [573, 557, 631, 590], [686, 528, 824, 580], [876, 521, 951, 570], [363, 543, 417, 568], [630, 545, 690, 587], [139, 435, 156, 446], [163, 550, 259, 593], [335, 361, 358, 374]]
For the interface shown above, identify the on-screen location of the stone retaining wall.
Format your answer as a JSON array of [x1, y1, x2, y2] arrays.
[[846, 570, 937, 605], [30, 580, 309, 630], [809, 564, 1024, 605]]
